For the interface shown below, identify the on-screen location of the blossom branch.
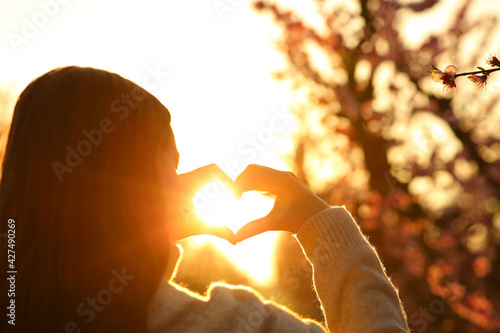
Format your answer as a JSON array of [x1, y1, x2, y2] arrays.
[[430, 54, 500, 90], [454, 67, 500, 77]]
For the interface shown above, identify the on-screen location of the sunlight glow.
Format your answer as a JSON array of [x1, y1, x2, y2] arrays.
[[193, 182, 277, 285], [1, 0, 294, 289], [194, 182, 275, 233]]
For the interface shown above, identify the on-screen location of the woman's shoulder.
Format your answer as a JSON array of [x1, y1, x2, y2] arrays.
[[148, 279, 325, 333], [147, 280, 261, 332]]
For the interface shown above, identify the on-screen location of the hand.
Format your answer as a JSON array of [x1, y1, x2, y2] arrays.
[[176, 164, 237, 244], [234, 164, 330, 242]]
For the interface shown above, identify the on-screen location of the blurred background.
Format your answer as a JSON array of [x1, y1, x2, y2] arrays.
[[2, 0, 500, 332]]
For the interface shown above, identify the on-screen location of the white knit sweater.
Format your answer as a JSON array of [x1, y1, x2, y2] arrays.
[[147, 207, 410, 332]]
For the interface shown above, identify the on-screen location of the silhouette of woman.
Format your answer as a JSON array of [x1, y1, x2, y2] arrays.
[[0, 66, 409, 332]]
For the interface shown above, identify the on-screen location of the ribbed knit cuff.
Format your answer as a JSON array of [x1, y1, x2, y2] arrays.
[[296, 206, 368, 263]]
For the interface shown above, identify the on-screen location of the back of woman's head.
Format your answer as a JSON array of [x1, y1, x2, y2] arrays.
[[0, 66, 174, 332]]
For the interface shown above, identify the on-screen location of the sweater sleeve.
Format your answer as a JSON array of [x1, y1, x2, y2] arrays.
[[296, 207, 409, 332], [148, 207, 409, 332]]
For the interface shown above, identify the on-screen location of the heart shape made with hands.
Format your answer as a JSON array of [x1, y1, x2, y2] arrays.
[[178, 164, 275, 243], [194, 181, 275, 233], [179, 164, 330, 245]]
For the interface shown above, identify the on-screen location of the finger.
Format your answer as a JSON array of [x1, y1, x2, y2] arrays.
[[201, 225, 237, 245], [177, 210, 237, 244], [255, 190, 276, 200], [235, 215, 279, 242], [180, 164, 234, 195], [180, 164, 230, 187], [179, 224, 237, 245], [234, 164, 289, 196]]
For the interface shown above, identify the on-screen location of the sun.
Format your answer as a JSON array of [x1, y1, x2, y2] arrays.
[[193, 181, 274, 234], [192, 181, 278, 285]]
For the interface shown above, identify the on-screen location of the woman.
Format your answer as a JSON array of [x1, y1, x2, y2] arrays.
[[0, 66, 409, 332]]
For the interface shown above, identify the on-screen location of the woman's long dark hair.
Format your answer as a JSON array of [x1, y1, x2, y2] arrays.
[[0, 66, 175, 332]]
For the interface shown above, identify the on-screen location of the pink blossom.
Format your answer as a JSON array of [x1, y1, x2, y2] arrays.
[[485, 54, 500, 67], [468, 73, 488, 89], [431, 65, 458, 91]]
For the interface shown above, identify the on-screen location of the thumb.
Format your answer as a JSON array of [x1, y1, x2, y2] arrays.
[[179, 225, 237, 245], [235, 215, 277, 243], [177, 213, 237, 245], [203, 225, 237, 245]]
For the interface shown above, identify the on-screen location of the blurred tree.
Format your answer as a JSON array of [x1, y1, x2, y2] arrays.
[[254, 0, 500, 332]]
